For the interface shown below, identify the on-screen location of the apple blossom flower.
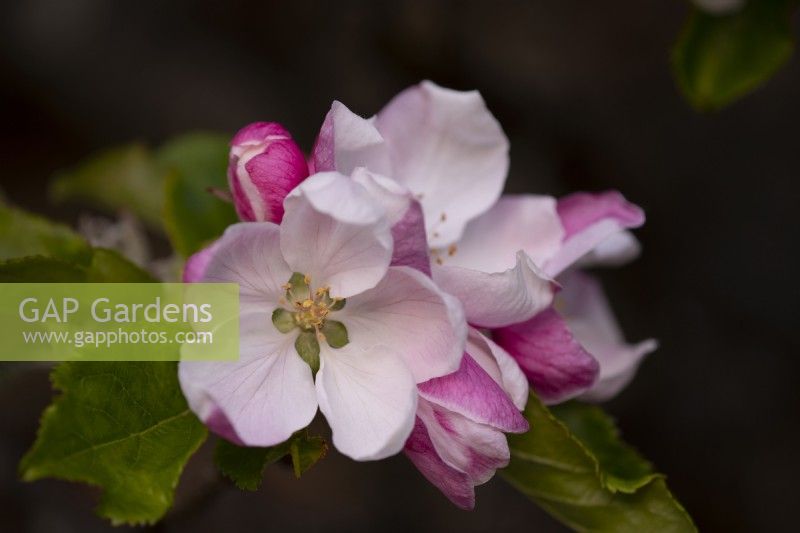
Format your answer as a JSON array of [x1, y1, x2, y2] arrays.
[[228, 122, 309, 223], [179, 172, 467, 460], [309, 82, 655, 405], [448, 191, 657, 404], [311, 81, 555, 329]]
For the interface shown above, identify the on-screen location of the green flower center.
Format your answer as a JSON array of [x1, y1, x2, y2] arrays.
[[271, 272, 348, 374]]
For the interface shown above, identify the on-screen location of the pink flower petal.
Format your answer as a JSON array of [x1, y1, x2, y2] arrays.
[[228, 122, 309, 223], [418, 353, 528, 433], [559, 272, 657, 402], [493, 307, 600, 404], [545, 191, 645, 277], [390, 201, 432, 276], [466, 328, 529, 411], [419, 398, 511, 485], [182, 239, 220, 282], [404, 417, 476, 510]]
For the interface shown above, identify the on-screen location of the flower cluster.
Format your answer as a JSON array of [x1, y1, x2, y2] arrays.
[[179, 81, 655, 508]]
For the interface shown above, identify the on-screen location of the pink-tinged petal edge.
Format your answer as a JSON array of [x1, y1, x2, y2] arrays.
[[545, 190, 645, 277], [560, 271, 658, 402], [310, 101, 390, 176], [405, 417, 476, 510], [418, 354, 528, 433], [492, 307, 600, 404], [432, 251, 554, 329], [390, 201, 432, 276], [182, 240, 219, 282]]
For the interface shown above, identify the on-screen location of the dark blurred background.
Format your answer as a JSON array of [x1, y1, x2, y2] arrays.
[[1, 1, 798, 531]]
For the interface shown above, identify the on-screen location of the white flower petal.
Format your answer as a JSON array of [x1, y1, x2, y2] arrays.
[[440, 195, 564, 273], [311, 101, 391, 175], [179, 312, 317, 446], [200, 223, 292, 313], [350, 167, 411, 225], [281, 172, 392, 297], [338, 266, 467, 383], [432, 251, 554, 328], [316, 343, 417, 460], [375, 81, 509, 247]]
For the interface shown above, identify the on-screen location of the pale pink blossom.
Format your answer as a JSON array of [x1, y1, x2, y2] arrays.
[[179, 172, 466, 461], [311, 81, 656, 406]]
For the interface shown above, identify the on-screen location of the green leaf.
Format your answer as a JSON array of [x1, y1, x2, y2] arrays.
[[50, 144, 165, 228], [86, 248, 156, 283], [215, 432, 328, 491], [289, 433, 327, 478], [215, 438, 292, 491], [551, 401, 658, 493], [501, 394, 696, 533], [159, 133, 238, 257], [0, 250, 154, 283], [672, 0, 796, 111], [19, 362, 207, 525], [0, 256, 88, 282], [0, 205, 91, 264]]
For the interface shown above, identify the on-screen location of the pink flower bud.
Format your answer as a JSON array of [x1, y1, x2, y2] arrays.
[[228, 122, 309, 222]]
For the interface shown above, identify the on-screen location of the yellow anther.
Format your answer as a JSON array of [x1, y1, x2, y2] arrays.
[[304, 274, 311, 284], [302, 299, 313, 308]]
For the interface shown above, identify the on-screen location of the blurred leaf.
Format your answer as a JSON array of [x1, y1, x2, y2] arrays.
[[0, 205, 91, 264], [289, 433, 327, 478], [0, 248, 154, 283], [672, 0, 796, 111], [50, 144, 164, 228], [501, 394, 696, 533], [86, 248, 156, 283], [215, 431, 328, 491], [0, 256, 88, 282], [159, 133, 237, 257], [551, 401, 658, 493], [215, 439, 292, 491], [20, 362, 207, 525]]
